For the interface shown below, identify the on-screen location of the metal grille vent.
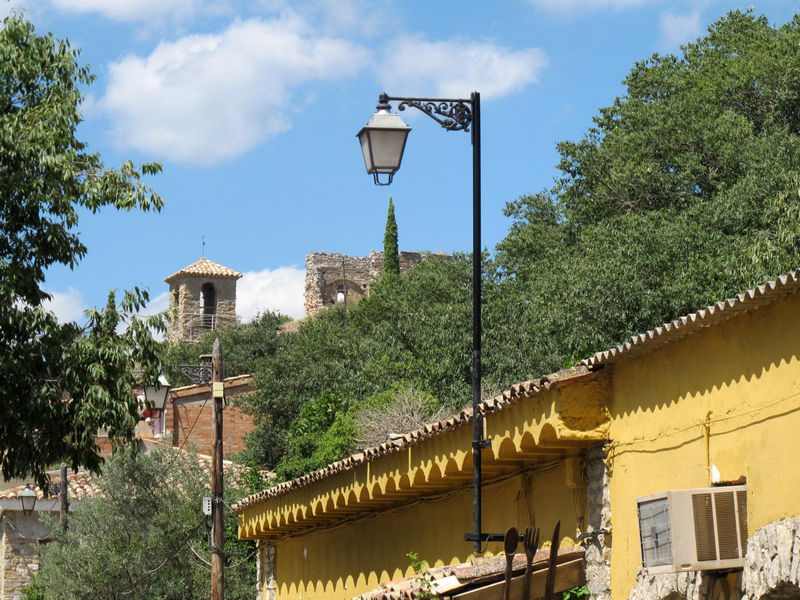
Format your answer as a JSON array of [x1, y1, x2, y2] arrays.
[[692, 493, 717, 561], [737, 490, 748, 551], [715, 491, 739, 560]]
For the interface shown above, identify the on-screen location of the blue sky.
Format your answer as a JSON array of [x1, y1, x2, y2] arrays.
[[8, 0, 798, 323]]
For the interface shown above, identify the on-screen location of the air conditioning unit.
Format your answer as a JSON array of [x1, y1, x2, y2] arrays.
[[636, 485, 748, 574]]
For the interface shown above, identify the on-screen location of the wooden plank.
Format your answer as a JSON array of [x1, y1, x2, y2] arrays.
[[451, 558, 584, 600]]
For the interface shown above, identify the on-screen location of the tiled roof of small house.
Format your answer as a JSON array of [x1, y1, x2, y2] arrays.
[[170, 374, 254, 399], [582, 268, 800, 367], [0, 470, 100, 502], [353, 548, 584, 600], [164, 258, 242, 283], [0, 443, 251, 505], [234, 268, 800, 514]]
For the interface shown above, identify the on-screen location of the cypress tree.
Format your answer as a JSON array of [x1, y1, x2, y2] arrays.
[[383, 197, 400, 277]]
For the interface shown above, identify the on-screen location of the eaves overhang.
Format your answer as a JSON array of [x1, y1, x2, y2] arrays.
[[235, 366, 609, 540]]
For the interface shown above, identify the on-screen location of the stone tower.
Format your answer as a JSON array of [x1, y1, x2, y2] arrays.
[[164, 258, 242, 343]]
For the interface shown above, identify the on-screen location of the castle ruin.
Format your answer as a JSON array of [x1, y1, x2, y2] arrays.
[[304, 251, 442, 316]]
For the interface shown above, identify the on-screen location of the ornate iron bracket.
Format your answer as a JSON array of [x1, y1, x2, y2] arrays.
[[178, 364, 212, 385], [381, 93, 473, 133], [178, 355, 214, 385]]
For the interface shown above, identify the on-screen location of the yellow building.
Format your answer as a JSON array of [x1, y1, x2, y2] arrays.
[[235, 270, 800, 600]]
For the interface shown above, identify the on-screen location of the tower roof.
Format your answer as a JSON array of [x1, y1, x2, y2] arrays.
[[164, 258, 243, 284]]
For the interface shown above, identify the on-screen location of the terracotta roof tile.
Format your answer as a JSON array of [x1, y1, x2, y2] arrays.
[[164, 258, 242, 283], [0, 471, 100, 501], [353, 548, 584, 600], [0, 443, 248, 503], [583, 268, 800, 367], [233, 367, 594, 512]]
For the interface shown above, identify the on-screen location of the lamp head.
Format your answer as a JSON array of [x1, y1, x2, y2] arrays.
[[19, 483, 37, 515], [357, 93, 411, 185]]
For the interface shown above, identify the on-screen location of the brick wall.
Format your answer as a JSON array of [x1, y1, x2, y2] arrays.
[[167, 400, 255, 457]]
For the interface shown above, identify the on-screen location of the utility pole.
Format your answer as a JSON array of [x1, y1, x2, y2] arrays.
[[211, 338, 225, 600], [59, 462, 67, 532]]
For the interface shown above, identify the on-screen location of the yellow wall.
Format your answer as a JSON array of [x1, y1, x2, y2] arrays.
[[271, 465, 583, 600], [607, 290, 800, 600]]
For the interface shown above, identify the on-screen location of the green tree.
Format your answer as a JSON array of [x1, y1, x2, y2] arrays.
[[26, 445, 255, 600], [0, 14, 164, 486], [490, 9, 800, 376], [383, 197, 400, 277]]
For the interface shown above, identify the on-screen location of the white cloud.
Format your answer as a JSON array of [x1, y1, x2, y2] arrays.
[[48, 0, 204, 21], [528, 0, 652, 12], [143, 291, 170, 316], [659, 10, 702, 48], [378, 35, 548, 100], [42, 287, 86, 323], [237, 266, 306, 321], [98, 16, 368, 165]]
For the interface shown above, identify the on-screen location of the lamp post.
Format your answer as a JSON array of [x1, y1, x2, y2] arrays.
[[358, 91, 487, 552]]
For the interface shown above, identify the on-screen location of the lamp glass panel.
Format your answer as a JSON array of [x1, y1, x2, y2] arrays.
[[358, 129, 374, 172], [144, 385, 169, 410], [368, 128, 408, 172], [20, 488, 37, 513]]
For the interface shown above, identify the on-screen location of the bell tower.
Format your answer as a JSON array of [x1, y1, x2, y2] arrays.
[[164, 258, 242, 343]]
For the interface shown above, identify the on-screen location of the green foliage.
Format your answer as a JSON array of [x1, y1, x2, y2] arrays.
[[489, 9, 800, 378], [238, 255, 472, 472], [29, 445, 255, 600], [0, 14, 164, 487], [383, 197, 400, 277], [275, 392, 355, 480], [563, 585, 590, 600], [163, 311, 284, 386], [406, 552, 434, 600]]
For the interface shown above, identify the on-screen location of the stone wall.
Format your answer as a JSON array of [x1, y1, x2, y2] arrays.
[[304, 251, 443, 316], [742, 519, 800, 600], [167, 277, 237, 343], [0, 512, 50, 600], [585, 444, 612, 600]]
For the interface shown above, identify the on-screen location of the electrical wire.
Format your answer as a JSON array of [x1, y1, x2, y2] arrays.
[[607, 387, 800, 459]]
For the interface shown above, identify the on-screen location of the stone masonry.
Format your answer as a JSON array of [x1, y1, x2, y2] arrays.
[[585, 444, 612, 600], [742, 519, 800, 600], [304, 251, 446, 316], [0, 512, 49, 600]]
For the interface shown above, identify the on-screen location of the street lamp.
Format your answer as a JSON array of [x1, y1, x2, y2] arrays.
[[19, 483, 37, 515], [143, 374, 171, 411], [357, 91, 487, 552]]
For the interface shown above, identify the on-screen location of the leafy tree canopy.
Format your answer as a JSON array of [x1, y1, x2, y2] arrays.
[[0, 14, 164, 486], [24, 445, 255, 600], [491, 9, 800, 376]]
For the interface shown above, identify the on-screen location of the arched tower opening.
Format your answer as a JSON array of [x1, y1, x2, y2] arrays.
[[201, 282, 217, 325]]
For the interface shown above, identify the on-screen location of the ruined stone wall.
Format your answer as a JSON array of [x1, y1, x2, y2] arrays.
[[167, 277, 237, 343], [304, 251, 442, 316]]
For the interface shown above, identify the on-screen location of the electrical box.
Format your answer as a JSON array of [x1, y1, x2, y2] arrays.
[[202, 496, 212, 516]]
